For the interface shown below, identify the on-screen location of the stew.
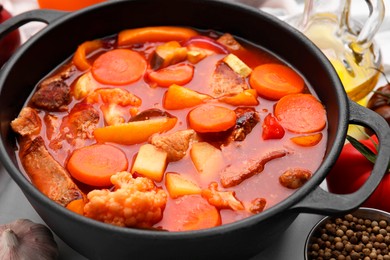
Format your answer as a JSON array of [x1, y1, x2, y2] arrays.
[[11, 26, 328, 231]]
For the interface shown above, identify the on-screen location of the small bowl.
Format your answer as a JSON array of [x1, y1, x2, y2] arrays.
[[305, 207, 390, 260]]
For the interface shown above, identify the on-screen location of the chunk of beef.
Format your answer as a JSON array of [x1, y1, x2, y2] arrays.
[[19, 136, 85, 206], [44, 114, 60, 141], [217, 33, 244, 52], [31, 80, 71, 112], [210, 62, 248, 98], [249, 197, 267, 214], [62, 103, 100, 140], [48, 104, 99, 150], [150, 129, 197, 161], [279, 168, 312, 189], [30, 64, 76, 112], [220, 150, 288, 188], [10, 107, 42, 136], [230, 107, 260, 141]]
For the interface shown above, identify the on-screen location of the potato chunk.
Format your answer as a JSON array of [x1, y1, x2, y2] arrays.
[[190, 142, 224, 177], [165, 173, 201, 198], [131, 144, 168, 182], [73, 72, 99, 100], [223, 54, 252, 77]]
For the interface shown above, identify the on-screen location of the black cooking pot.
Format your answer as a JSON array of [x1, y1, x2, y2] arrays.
[[0, 1, 389, 259]]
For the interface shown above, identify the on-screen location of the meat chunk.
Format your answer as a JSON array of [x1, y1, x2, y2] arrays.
[[19, 136, 84, 206], [10, 107, 42, 136], [201, 182, 244, 211], [31, 80, 71, 112], [30, 64, 76, 112], [150, 129, 197, 161], [279, 168, 312, 189], [44, 114, 60, 141], [249, 198, 267, 214], [217, 33, 244, 52], [220, 150, 288, 188], [62, 103, 100, 141], [84, 171, 167, 228], [210, 62, 248, 98], [48, 103, 99, 150], [230, 107, 260, 141]]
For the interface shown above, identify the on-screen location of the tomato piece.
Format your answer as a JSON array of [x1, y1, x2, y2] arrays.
[[262, 113, 285, 140]]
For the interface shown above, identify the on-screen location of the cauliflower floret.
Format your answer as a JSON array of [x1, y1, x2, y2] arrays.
[[86, 88, 141, 107], [201, 182, 244, 211], [84, 171, 167, 228]]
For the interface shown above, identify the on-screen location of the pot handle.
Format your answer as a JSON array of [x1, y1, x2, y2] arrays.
[[0, 9, 66, 41], [290, 100, 390, 215]]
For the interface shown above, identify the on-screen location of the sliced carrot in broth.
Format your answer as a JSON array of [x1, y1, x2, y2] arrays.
[[67, 144, 128, 187], [274, 94, 326, 134], [249, 63, 304, 100], [91, 49, 147, 85], [162, 195, 221, 231]]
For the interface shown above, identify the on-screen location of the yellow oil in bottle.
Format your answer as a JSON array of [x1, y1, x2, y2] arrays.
[[302, 14, 382, 102]]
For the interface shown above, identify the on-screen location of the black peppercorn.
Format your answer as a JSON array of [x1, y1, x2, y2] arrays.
[[307, 212, 390, 260]]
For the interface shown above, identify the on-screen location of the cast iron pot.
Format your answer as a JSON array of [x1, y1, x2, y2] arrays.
[[0, 0, 389, 259]]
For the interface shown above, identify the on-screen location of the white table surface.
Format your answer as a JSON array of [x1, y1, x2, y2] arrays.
[[1, 0, 389, 259]]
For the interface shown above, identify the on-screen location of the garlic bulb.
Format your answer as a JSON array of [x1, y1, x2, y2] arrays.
[[0, 219, 59, 260]]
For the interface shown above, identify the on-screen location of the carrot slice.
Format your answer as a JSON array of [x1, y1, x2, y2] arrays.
[[274, 94, 326, 134], [188, 104, 237, 133], [218, 89, 259, 106], [118, 26, 198, 46], [91, 49, 146, 85], [163, 195, 221, 231], [94, 117, 177, 145], [66, 199, 86, 215], [148, 63, 194, 87], [67, 144, 128, 187], [163, 84, 211, 110], [72, 39, 103, 71], [290, 133, 323, 147], [249, 63, 304, 100]]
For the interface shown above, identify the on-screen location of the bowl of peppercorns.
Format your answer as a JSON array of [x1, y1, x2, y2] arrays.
[[305, 207, 390, 260]]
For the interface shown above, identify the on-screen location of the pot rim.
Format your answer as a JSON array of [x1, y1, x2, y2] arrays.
[[0, 0, 349, 238]]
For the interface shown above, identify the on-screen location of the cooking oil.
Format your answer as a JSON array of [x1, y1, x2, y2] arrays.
[[286, 0, 385, 103], [302, 13, 382, 102]]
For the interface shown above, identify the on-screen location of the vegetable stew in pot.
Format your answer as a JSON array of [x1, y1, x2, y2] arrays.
[[10, 26, 328, 232]]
